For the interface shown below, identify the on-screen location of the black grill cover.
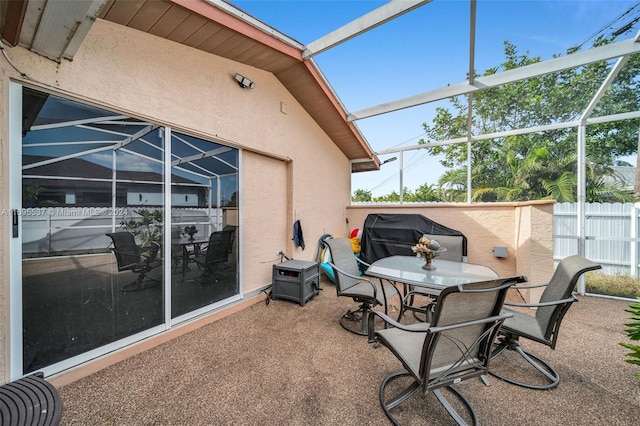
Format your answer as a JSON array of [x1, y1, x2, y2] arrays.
[[359, 213, 467, 264]]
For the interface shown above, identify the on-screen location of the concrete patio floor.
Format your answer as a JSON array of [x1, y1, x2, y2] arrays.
[[55, 275, 640, 425]]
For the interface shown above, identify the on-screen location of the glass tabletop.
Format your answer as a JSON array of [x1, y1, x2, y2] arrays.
[[366, 255, 499, 292], [173, 236, 210, 246]]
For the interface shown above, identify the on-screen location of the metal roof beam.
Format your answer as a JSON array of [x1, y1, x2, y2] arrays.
[[302, 0, 432, 59], [348, 34, 640, 121], [374, 109, 640, 155]]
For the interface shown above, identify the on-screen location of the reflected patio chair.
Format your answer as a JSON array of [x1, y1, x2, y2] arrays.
[[368, 276, 525, 426], [325, 237, 401, 336], [222, 225, 237, 255], [106, 232, 161, 292], [194, 230, 234, 282], [489, 255, 602, 389]]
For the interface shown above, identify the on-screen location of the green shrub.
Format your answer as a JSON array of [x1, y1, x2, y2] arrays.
[[619, 298, 640, 379], [585, 273, 640, 299]]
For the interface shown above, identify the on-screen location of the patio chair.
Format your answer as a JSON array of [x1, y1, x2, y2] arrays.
[[368, 276, 525, 425], [489, 255, 602, 389], [223, 225, 237, 255], [106, 232, 161, 292], [194, 230, 234, 281], [325, 237, 401, 336]]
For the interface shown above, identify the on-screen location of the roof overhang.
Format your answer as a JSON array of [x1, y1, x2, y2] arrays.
[[0, 0, 380, 172]]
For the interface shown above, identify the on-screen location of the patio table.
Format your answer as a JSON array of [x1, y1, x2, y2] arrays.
[[173, 236, 210, 273], [366, 255, 499, 319]]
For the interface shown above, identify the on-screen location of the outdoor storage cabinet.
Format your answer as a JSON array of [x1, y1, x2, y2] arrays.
[[272, 260, 320, 306]]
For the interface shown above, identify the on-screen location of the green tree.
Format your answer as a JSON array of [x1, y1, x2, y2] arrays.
[[410, 183, 442, 202], [373, 190, 401, 202], [352, 188, 373, 202], [421, 37, 640, 202]]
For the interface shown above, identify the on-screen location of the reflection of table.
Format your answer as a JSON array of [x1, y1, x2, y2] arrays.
[[172, 236, 210, 272], [366, 255, 499, 297]]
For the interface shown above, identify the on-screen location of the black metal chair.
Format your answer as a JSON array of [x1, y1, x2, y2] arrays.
[[325, 237, 400, 336], [194, 230, 234, 282], [489, 255, 602, 389], [223, 225, 237, 255], [368, 276, 526, 426], [106, 232, 161, 292]]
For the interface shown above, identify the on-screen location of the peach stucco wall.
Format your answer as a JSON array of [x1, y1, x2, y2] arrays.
[[0, 20, 352, 380], [346, 200, 555, 289], [0, 18, 556, 382]]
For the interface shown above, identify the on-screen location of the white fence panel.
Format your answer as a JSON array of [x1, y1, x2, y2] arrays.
[[22, 207, 223, 257], [554, 202, 638, 276]]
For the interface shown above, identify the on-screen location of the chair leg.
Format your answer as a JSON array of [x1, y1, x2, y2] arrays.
[[340, 302, 372, 336], [379, 371, 478, 426], [433, 387, 479, 426], [490, 336, 560, 390], [120, 271, 160, 292], [379, 370, 421, 426]]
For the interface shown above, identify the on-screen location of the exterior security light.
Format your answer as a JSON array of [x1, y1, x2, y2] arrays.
[[234, 73, 255, 89]]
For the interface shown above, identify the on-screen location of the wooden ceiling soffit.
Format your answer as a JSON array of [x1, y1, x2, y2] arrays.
[[167, 0, 302, 60]]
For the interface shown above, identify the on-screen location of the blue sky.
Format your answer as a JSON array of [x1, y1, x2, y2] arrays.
[[232, 0, 640, 196]]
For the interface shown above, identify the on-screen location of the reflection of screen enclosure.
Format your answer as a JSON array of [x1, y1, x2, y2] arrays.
[[20, 86, 239, 374]]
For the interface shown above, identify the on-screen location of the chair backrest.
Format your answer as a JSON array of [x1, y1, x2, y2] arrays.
[[325, 237, 361, 294], [222, 225, 237, 254], [536, 255, 602, 340], [422, 276, 526, 388], [422, 234, 465, 262], [204, 230, 234, 266], [106, 232, 141, 271]]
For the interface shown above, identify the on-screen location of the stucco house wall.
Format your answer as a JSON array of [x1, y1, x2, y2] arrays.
[[346, 200, 555, 289], [0, 19, 351, 380]]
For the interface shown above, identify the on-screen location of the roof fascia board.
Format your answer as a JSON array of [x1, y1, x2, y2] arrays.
[[302, 0, 432, 59], [2, 0, 28, 46], [168, 0, 303, 59], [348, 35, 640, 121], [302, 59, 378, 164]]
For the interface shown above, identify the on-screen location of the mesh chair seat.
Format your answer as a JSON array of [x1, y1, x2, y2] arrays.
[[325, 237, 401, 336], [489, 255, 602, 390], [340, 280, 399, 306], [500, 309, 546, 341]]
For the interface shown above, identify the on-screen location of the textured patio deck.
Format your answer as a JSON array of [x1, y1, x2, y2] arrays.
[[55, 276, 639, 425]]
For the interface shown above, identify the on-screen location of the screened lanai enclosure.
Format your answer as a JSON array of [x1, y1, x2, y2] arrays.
[[17, 85, 240, 374]]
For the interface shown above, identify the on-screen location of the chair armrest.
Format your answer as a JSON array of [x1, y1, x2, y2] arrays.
[[504, 296, 576, 308], [328, 261, 378, 300], [355, 256, 371, 268], [367, 310, 513, 343], [509, 282, 549, 290], [367, 310, 425, 342], [401, 290, 438, 308], [429, 313, 513, 334]]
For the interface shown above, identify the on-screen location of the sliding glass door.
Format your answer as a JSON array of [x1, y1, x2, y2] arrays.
[[169, 131, 239, 319], [13, 85, 239, 377]]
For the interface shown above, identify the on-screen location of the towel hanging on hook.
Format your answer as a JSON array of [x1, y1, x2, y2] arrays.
[[292, 219, 305, 250]]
